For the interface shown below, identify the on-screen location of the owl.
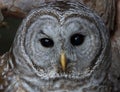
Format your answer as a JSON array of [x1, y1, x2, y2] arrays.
[[0, 1, 119, 92]]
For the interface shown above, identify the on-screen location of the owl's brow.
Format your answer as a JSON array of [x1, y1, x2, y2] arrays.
[[40, 30, 50, 38]]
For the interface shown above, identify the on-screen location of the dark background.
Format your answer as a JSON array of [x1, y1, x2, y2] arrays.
[[0, 16, 22, 55]]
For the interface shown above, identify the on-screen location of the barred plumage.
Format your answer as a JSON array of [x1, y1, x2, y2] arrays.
[[0, 1, 119, 92]]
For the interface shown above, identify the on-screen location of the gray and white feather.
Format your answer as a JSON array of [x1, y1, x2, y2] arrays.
[[0, 1, 114, 92]]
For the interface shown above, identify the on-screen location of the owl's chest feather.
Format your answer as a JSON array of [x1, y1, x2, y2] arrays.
[[5, 74, 112, 92]]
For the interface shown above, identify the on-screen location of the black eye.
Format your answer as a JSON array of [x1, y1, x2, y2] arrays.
[[40, 38, 54, 48], [70, 33, 85, 46]]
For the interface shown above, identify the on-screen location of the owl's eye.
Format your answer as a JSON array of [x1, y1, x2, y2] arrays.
[[40, 38, 54, 48], [70, 34, 85, 46]]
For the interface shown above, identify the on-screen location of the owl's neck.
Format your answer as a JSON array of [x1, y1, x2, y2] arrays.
[[13, 64, 111, 92], [6, 52, 112, 92], [15, 72, 111, 92]]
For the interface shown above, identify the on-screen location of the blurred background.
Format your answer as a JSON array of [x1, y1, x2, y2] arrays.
[[0, 15, 22, 55]]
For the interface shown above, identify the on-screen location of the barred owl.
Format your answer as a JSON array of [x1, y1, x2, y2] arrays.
[[0, 1, 119, 92]]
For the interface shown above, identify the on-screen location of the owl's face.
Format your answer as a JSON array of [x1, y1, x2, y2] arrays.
[[13, 1, 110, 80]]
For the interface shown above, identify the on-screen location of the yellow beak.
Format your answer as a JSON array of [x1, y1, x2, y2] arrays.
[[60, 51, 66, 71]]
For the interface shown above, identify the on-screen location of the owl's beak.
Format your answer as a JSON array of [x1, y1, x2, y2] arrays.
[[60, 51, 66, 71]]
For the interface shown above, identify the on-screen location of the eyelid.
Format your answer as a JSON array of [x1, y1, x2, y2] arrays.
[[38, 30, 51, 39], [70, 32, 86, 37], [41, 30, 50, 37]]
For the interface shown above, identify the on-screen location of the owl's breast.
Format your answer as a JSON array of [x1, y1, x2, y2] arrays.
[[24, 77, 89, 92], [17, 74, 111, 92]]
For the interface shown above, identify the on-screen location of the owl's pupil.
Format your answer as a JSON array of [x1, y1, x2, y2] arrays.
[[40, 38, 54, 48], [70, 34, 85, 46]]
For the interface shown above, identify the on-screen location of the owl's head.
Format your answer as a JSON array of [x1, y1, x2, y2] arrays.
[[12, 1, 111, 80]]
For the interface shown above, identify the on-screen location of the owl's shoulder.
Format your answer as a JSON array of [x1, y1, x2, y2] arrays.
[[0, 52, 11, 91], [0, 52, 10, 73]]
